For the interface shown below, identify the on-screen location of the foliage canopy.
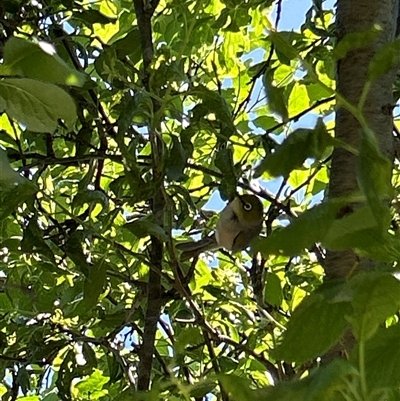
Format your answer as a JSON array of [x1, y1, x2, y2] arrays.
[[1, 0, 400, 400]]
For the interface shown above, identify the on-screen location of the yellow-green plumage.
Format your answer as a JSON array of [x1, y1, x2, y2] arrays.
[[177, 194, 263, 260]]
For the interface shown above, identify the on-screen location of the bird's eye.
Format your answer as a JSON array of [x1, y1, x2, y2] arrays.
[[243, 202, 252, 211]]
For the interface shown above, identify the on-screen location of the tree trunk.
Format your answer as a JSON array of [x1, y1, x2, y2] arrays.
[[324, 0, 398, 280]]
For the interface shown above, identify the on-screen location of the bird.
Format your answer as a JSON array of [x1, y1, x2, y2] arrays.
[[177, 194, 264, 260]]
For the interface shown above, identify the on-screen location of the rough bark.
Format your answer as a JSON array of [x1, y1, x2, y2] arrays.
[[325, 0, 398, 280]]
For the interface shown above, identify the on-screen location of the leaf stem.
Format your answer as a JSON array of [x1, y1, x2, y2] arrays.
[[358, 339, 368, 400]]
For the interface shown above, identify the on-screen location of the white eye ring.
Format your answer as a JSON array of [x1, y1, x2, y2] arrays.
[[243, 202, 252, 211]]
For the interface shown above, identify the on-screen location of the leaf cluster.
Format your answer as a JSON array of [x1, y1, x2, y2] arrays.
[[1, 0, 400, 401]]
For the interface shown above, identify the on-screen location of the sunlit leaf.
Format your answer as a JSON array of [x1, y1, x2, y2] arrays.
[[263, 68, 288, 121], [75, 369, 108, 393], [2, 37, 86, 86], [0, 1, 398, 400], [287, 83, 310, 115], [0, 78, 77, 132]]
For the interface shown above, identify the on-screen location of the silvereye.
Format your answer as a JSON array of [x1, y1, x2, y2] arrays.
[[177, 194, 264, 260]]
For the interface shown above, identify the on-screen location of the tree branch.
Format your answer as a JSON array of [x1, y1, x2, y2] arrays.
[[133, 0, 165, 392]]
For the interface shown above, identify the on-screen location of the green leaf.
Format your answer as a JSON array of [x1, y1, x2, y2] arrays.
[[0, 78, 77, 132], [264, 273, 283, 307], [131, 90, 154, 121], [258, 359, 357, 401], [346, 271, 400, 341], [82, 343, 98, 369], [75, 9, 117, 25], [274, 286, 351, 364], [191, 86, 235, 131], [94, 47, 132, 88], [288, 83, 310, 116], [368, 38, 400, 82], [0, 150, 37, 219], [124, 219, 168, 242], [269, 31, 299, 63], [75, 369, 108, 393], [175, 327, 203, 354], [305, 360, 359, 401], [306, 82, 334, 103], [117, 93, 137, 134], [363, 323, 400, 388], [0, 129, 17, 146], [255, 380, 308, 401], [255, 119, 333, 178], [20, 219, 56, 264], [72, 189, 109, 214], [357, 231, 400, 262], [56, 350, 79, 397], [107, 354, 123, 382], [109, 174, 154, 203], [219, 375, 258, 401], [113, 29, 142, 61], [263, 68, 288, 121], [2, 37, 86, 86], [323, 205, 390, 250], [254, 199, 342, 257], [165, 135, 188, 181], [333, 29, 380, 60], [189, 380, 217, 398], [169, 184, 196, 226], [0, 293, 13, 312], [130, 389, 160, 401], [357, 130, 392, 225], [114, 137, 156, 203], [253, 115, 279, 130], [0, 147, 25, 185], [255, 195, 391, 258], [65, 231, 91, 276], [17, 366, 31, 394], [42, 394, 59, 401], [82, 260, 108, 311]]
